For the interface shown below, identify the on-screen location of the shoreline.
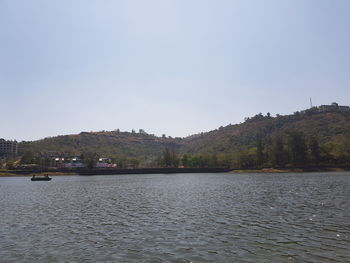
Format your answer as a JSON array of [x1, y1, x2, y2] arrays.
[[0, 171, 79, 177], [0, 167, 349, 177], [231, 167, 350, 173], [0, 167, 231, 177]]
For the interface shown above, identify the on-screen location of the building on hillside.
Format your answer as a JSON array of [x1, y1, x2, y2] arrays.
[[318, 102, 350, 113], [300, 102, 350, 115], [0, 139, 18, 156], [338, 105, 350, 112]]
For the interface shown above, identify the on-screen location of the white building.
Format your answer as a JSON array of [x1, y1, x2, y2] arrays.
[[96, 158, 116, 168]]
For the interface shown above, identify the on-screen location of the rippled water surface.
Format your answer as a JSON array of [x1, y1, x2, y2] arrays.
[[0, 172, 349, 262]]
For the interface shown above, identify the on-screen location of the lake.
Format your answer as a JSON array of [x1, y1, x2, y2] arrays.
[[0, 172, 349, 262]]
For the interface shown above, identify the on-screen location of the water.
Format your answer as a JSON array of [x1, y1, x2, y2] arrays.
[[0, 172, 349, 263]]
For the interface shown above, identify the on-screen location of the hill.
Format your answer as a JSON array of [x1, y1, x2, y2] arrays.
[[17, 106, 350, 168], [19, 131, 183, 166], [183, 111, 350, 153]]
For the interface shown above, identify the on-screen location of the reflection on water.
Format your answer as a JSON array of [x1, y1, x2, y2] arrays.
[[0, 172, 349, 262]]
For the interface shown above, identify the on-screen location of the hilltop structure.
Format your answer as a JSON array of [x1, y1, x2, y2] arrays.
[[0, 139, 18, 156], [301, 102, 350, 114]]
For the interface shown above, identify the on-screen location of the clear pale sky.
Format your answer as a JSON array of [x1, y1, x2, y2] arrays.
[[1, 0, 350, 141]]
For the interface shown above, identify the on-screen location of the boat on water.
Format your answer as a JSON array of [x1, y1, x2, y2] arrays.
[[31, 174, 52, 181]]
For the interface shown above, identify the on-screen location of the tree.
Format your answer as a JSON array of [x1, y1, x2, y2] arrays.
[[163, 148, 172, 167], [181, 154, 189, 167], [161, 148, 180, 167], [129, 158, 140, 168], [170, 149, 179, 167], [270, 135, 286, 167], [117, 157, 128, 168], [218, 153, 233, 168], [139, 129, 147, 135], [6, 160, 15, 170], [309, 137, 321, 164], [20, 152, 35, 164], [209, 153, 218, 167], [287, 131, 307, 166], [240, 148, 257, 168], [83, 152, 99, 169], [256, 136, 264, 167]]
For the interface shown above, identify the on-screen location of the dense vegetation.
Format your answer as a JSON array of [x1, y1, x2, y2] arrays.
[[180, 111, 350, 168], [12, 110, 350, 169]]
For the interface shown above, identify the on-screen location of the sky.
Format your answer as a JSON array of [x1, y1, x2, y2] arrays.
[[1, 0, 350, 141]]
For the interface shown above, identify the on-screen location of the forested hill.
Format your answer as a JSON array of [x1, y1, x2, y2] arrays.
[[18, 110, 350, 167], [182, 111, 350, 154], [19, 131, 183, 162]]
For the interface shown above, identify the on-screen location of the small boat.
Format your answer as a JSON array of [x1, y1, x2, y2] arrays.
[[31, 174, 52, 181]]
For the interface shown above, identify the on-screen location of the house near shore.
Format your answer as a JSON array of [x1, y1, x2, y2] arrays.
[[55, 157, 87, 168], [50, 156, 116, 168], [96, 158, 116, 168]]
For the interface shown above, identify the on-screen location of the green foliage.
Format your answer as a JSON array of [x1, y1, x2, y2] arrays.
[[17, 111, 350, 169], [269, 135, 287, 167], [19, 131, 183, 167], [286, 130, 308, 166], [309, 137, 321, 164], [160, 148, 179, 167], [20, 151, 36, 164], [5, 160, 15, 170], [256, 136, 264, 167], [129, 158, 140, 168], [82, 152, 99, 169], [180, 153, 221, 168]]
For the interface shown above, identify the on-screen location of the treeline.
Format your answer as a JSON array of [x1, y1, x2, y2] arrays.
[[5, 119, 350, 171], [250, 130, 350, 168], [156, 130, 350, 169]]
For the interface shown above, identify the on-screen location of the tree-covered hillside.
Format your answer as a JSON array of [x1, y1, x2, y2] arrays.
[[182, 111, 350, 153], [19, 131, 183, 166], [17, 110, 350, 168], [180, 111, 350, 168]]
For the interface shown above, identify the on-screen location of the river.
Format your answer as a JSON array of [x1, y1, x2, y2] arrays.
[[0, 172, 349, 262]]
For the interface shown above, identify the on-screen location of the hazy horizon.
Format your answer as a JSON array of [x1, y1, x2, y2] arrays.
[[1, 0, 350, 141]]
